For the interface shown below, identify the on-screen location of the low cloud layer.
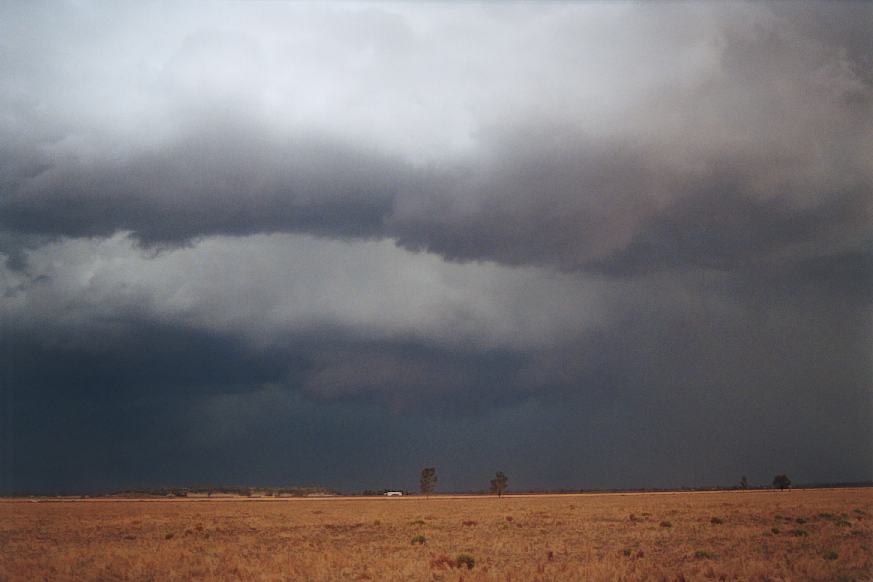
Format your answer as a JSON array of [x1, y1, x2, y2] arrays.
[[1, 2, 870, 493]]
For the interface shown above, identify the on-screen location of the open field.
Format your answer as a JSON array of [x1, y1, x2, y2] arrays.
[[1, 488, 870, 581]]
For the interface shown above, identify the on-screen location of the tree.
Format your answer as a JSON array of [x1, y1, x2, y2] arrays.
[[490, 471, 508, 498], [772, 474, 791, 491], [420, 467, 437, 498], [740, 475, 748, 490]]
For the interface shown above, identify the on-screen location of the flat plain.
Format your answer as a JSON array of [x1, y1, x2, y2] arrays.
[[0, 488, 870, 581]]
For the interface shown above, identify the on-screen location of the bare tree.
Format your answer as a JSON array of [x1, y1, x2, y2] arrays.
[[490, 471, 508, 498], [740, 475, 748, 490], [420, 467, 437, 498]]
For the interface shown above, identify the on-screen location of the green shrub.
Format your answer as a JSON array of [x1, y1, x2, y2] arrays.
[[456, 554, 475, 569], [410, 535, 426, 545], [410, 519, 426, 526], [836, 519, 852, 527], [694, 550, 714, 559], [818, 512, 833, 519], [659, 520, 672, 528], [795, 517, 807, 524], [710, 517, 724, 525], [823, 551, 838, 560], [771, 527, 781, 534], [792, 529, 808, 537]]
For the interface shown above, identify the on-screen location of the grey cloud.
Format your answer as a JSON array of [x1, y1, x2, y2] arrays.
[[1, 3, 870, 277]]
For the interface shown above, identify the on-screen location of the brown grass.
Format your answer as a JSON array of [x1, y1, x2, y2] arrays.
[[0, 488, 870, 580]]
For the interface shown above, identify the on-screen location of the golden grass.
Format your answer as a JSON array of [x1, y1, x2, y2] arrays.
[[0, 488, 870, 580]]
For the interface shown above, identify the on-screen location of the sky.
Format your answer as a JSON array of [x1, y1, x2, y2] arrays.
[[1, 1, 871, 494]]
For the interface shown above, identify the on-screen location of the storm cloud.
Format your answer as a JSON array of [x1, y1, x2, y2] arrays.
[[1, 1, 870, 493]]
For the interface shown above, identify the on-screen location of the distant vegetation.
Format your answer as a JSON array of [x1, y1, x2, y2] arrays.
[[102, 486, 338, 498]]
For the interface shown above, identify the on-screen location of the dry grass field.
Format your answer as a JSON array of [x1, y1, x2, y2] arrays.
[[0, 488, 870, 581]]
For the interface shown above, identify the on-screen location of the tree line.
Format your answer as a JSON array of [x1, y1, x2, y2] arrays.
[[411, 470, 795, 497]]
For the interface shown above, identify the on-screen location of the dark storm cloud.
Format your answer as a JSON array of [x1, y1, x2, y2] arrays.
[[1, 2, 871, 494], [4, 264, 869, 493], [390, 128, 871, 273], [1, 122, 402, 246], [2, 315, 544, 492]]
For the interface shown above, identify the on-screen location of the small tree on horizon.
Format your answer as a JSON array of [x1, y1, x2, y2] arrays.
[[490, 471, 508, 498], [772, 474, 791, 491], [420, 467, 437, 498], [740, 475, 748, 490]]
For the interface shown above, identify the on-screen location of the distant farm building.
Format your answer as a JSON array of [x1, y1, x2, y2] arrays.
[[384, 491, 403, 497]]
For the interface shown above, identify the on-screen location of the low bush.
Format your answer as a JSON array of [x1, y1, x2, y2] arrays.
[[659, 521, 672, 528], [410, 535, 426, 545], [456, 554, 475, 569]]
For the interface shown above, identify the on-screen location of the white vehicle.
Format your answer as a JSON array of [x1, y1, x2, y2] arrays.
[[384, 491, 403, 497]]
